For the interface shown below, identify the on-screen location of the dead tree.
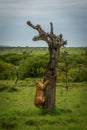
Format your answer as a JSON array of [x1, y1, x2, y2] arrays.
[[27, 21, 67, 110]]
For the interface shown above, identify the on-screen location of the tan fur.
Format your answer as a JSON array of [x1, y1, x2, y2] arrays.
[[34, 80, 49, 108]]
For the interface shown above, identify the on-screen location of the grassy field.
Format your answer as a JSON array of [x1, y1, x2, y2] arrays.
[[0, 79, 87, 130]]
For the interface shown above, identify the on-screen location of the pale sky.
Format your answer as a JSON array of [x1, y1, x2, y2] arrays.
[[0, 0, 87, 47]]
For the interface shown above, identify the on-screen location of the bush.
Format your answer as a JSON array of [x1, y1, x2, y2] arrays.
[[18, 55, 48, 79], [0, 61, 16, 80], [0, 47, 87, 82]]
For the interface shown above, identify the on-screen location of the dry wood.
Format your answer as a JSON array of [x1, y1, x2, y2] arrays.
[[27, 21, 67, 110]]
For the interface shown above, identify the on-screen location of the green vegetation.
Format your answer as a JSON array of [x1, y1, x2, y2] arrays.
[[0, 47, 87, 82], [0, 80, 87, 130], [0, 47, 87, 129]]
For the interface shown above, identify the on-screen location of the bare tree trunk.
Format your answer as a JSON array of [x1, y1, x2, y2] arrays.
[[27, 21, 67, 111], [43, 47, 59, 110]]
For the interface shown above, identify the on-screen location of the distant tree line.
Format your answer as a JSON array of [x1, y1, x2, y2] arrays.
[[0, 47, 87, 82]]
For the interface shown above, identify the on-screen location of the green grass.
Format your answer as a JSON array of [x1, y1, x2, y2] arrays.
[[0, 80, 87, 130]]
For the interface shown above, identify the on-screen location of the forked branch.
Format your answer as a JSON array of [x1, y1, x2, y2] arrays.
[[27, 21, 67, 48], [27, 21, 46, 35]]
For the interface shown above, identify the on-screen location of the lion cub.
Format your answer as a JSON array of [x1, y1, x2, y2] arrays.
[[34, 80, 49, 108]]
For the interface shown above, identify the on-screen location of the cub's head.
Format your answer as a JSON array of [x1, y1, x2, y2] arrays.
[[35, 80, 41, 85], [35, 80, 40, 84], [35, 80, 43, 88]]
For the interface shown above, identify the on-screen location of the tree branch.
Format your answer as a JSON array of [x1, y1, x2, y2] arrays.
[[50, 22, 53, 34], [61, 40, 67, 46], [27, 21, 46, 35], [27, 21, 36, 29], [27, 21, 51, 44], [27, 21, 67, 48]]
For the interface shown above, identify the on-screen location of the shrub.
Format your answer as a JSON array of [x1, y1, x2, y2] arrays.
[[0, 61, 16, 80]]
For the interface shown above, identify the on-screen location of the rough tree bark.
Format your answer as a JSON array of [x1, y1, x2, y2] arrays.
[[27, 21, 67, 110]]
